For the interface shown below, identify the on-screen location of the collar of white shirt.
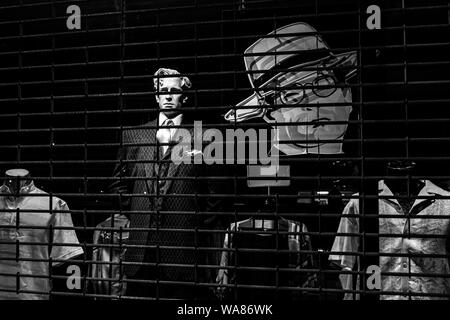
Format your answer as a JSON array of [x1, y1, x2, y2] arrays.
[[378, 179, 449, 212], [158, 112, 183, 127], [378, 179, 448, 197]]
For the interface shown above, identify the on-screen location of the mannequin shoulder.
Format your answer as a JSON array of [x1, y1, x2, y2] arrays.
[[121, 120, 157, 143]]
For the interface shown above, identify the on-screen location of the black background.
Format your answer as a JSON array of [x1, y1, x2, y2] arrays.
[[0, 0, 449, 299]]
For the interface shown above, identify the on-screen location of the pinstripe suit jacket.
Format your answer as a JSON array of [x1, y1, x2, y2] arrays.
[[109, 118, 226, 290]]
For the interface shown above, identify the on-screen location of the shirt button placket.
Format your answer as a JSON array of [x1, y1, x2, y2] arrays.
[[401, 257, 410, 297]]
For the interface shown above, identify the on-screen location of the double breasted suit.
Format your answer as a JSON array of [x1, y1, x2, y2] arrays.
[[109, 118, 226, 299]]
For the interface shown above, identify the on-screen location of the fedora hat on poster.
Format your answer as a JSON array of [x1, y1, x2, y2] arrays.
[[224, 22, 358, 155]]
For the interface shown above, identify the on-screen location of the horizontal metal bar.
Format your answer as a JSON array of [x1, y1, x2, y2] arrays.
[[1, 40, 449, 73], [0, 9, 448, 42], [0, 32, 447, 60], [4, 136, 450, 149], [1, 209, 449, 222], [0, 227, 448, 244], [0, 98, 449, 120], [1, 60, 450, 88], [6, 175, 445, 182], [1, 265, 449, 283], [0, 1, 447, 26], [5, 156, 450, 167], [0, 0, 85, 10], [1, 79, 449, 103]]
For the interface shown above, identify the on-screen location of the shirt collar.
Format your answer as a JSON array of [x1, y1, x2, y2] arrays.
[[421, 180, 450, 197], [0, 180, 36, 208], [379, 179, 448, 211], [379, 180, 448, 197], [158, 112, 183, 127], [0, 180, 35, 195]]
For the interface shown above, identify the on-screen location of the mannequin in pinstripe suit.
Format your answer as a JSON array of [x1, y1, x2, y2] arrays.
[[109, 68, 227, 300]]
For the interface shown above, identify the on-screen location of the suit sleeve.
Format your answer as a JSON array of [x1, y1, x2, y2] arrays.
[[328, 198, 360, 269], [215, 222, 236, 300], [108, 130, 132, 213], [288, 221, 318, 292], [201, 163, 234, 226], [328, 198, 361, 300]]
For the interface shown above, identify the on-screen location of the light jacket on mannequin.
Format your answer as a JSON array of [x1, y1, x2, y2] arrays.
[[329, 162, 450, 300], [0, 169, 84, 300]]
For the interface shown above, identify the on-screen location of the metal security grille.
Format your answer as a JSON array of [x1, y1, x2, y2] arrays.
[[0, 0, 449, 301]]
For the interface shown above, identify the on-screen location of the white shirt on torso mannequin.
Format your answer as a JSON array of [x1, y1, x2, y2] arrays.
[[156, 112, 183, 155]]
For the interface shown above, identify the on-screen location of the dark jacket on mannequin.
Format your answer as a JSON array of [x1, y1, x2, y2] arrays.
[[109, 117, 229, 299]]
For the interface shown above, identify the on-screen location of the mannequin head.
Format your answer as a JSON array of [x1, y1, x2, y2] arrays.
[[153, 68, 192, 118]]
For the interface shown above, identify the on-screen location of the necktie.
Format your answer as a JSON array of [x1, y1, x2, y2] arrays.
[[157, 119, 174, 155]]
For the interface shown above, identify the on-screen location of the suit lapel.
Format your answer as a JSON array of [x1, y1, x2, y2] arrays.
[[161, 122, 194, 195], [142, 119, 157, 195]]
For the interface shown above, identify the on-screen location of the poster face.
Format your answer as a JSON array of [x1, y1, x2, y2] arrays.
[[225, 22, 358, 155], [265, 87, 353, 155]]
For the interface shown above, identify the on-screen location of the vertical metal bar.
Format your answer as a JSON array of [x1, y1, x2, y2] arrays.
[[16, 0, 23, 167], [314, 0, 324, 300], [47, 0, 55, 298], [16, 0, 23, 298], [274, 192, 280, 298], [117, 0, 126, 300], [117, 2, 125, 293], [400, 0, 413, 301], [193, 0, 199, 293], [231, 4, 238, 301], [357, 0, 365, 301], [155, 2, 161, 301], [48, 0, 57, 299]]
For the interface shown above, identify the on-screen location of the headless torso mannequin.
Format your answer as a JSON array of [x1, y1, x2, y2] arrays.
[[0, 168, 84, 300], [253, 188, 276, 230], [384, 161, 425, 214]]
